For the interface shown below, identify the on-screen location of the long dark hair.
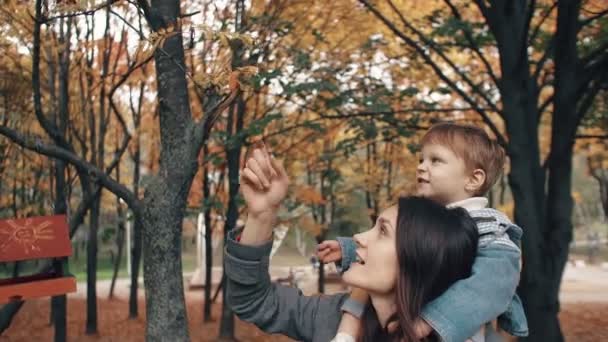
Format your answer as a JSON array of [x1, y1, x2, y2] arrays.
[[361, 196, 479, 342]]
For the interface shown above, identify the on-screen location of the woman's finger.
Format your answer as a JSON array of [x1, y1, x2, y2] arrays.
[[252, 148, 273, 181], [261, 142, 278, 178], [241, 167, 265, 191], [246, 157, 270, 189], [269, 154, 287, 180]]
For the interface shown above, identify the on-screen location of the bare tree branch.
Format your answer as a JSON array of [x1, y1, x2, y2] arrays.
[[574, 78, 605, 131], [580, 41, 608, 67], [40, 0, 120, 23], [576, 134, 608, 140], [529, 2, 557, 45], [443, 0, 500, 86], [0, 125, 142, 217], [522, 0, 537, 54], [32, 0, 72, 150], [110, 9, 145, 39], [192, 88, 241, 151], [358, 0, 508, 149], [384, 0, 501, 115], [533, 36, 555, 83], [579, 8, 608, 28]]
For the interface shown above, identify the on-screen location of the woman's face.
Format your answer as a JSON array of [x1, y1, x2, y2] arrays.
[[342, 205, 399, 295]]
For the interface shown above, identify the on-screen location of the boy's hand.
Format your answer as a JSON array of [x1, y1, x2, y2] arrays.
[[414, 319, 433, 339], [386, 318, 433, 339], [317, 240, 342, 263]]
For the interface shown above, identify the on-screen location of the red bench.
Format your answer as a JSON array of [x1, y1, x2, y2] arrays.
[[0, 215, 76, 303]]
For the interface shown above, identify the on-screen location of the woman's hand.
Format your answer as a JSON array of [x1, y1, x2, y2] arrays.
[[239, 144, 289, 246], [240, 145, 289, 218]]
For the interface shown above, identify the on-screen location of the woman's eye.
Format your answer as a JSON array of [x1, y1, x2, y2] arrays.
[[379, 225, 387, 235]]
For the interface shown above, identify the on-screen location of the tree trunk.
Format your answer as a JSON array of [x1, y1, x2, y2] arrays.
[[203, 144, 213, 322], [129, 142, 142, 318], [592, 171, 608, 221], [522, 2, 582, 339], [50, 13, 72, 341], [142, 175, 194, 341], [142, 0, 197, 339], [130, 216, 143, 318], [86, 195, 100, 334], [51, 158, 68, 342], [318, 252, 326, 294], [109, 160, 126, 302], [219, 96, 245, 341], [109, 178, 126, 299], [0, 302, 24, 335], [219, 3, 247, 335]]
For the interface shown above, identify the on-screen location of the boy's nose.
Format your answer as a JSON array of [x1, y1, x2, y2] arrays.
[[417, 162, 426, 174]]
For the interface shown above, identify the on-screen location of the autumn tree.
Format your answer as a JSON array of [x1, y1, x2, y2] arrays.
[[351, 0, 608, 339], [0, 0, 242, 340]]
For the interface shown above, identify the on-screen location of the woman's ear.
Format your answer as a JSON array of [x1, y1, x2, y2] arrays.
[[465, 169, 486, 194]]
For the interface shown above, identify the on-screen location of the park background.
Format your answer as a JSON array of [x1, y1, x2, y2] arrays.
[[0, 0, 607, 341]]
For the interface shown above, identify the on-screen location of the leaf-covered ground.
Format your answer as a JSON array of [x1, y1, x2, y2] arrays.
[[2, 297, 607, 341]]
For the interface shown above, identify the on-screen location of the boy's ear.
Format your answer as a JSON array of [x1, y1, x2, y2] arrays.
[[466, 168, 486, 194]]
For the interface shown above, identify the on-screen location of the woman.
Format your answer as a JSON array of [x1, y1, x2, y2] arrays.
[[225, 146, 478, 341]]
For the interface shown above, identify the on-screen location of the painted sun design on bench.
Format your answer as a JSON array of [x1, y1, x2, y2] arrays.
[[0, 219, 55, 254]]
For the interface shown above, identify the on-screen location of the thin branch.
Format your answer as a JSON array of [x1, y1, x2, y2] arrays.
[[529, 2, 557, 45], [473, 0, 490, 19], [533, 36, 555, 82], [318, 107, 491, 119], [538, 94, 554, 119], [443, 0, 499, 86], [579, 8, 608, 28], [574, 78, 605, 131], [32, 0, 72, 150], [110, 9, 145, 39], [523, 0, 537, 46], [192, 88, 241, 151], [576, 134, 608, 140], [580, 41, 608, 67], [40, 0, 120, 23]]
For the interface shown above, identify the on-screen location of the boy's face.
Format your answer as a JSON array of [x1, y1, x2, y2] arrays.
[[416, 143, 471, 205]]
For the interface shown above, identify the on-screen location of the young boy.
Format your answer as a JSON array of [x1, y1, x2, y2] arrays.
[[321, 122, 528, 342]]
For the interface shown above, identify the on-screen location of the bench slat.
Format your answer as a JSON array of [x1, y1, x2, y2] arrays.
[[0, 215, 71, 262], [0, 276, 76, 304]]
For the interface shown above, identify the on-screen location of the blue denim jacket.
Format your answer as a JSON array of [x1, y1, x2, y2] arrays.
[[337, 208, 528, 342]]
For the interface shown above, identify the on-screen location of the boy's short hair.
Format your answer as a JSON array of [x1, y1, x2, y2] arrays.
[[421, 122, 506, 195]]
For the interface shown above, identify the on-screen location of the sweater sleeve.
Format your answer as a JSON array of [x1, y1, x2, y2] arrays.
[[225, 229, 346, 342]]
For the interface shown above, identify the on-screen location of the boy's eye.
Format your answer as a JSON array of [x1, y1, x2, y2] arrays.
[[432, 157, 441, 163]]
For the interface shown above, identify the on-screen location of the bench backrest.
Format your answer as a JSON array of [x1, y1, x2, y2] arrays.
[[0, 215, 71, 262]]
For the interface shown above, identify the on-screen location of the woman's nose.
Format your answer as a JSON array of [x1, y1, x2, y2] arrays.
[[353, 232, 366, 248]]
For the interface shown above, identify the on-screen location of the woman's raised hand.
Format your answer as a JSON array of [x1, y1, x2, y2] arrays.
[[240, 144, 289, 218]]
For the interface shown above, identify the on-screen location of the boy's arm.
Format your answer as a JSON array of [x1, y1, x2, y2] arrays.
[[336, 287, 369, 340], [420, 243, 521, 342], [336, 237, 357, 273]]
